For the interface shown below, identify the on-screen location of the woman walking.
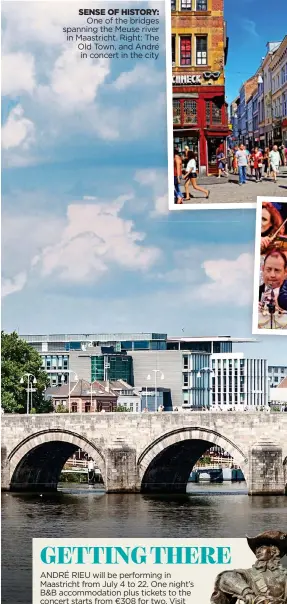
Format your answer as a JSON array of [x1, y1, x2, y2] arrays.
[[263, 148, 270, 178], [251, 147, 263, 182], [216, 144, 228, 178], [184, 151, 210, 200]]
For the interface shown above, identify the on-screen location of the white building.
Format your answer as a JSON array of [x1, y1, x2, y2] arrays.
[[270, 377, 287, 406], [268, 365, 287, 387], [211, 353, 268, 408]]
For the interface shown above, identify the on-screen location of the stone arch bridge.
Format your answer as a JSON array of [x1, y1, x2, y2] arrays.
[[1, 413, 287, 495]]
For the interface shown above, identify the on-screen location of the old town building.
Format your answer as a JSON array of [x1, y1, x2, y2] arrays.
[[172, 0, 229, 174], [270, 36, 287, 146]]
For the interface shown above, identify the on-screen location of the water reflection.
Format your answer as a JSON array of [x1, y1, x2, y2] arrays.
[[2, 483, 287, 604]]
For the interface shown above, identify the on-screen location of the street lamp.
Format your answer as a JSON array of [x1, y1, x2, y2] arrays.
[[20, 373, 37, 414], [147, 370, 164, 411], [61, 370, 78, 412], [196, 367, 214, 410]]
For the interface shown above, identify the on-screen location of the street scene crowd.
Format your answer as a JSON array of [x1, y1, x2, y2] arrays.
[[174, 143, 287, 204]]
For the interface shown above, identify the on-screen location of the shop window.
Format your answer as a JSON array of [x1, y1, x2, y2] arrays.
[[181, 0, 192, 9], [206, 101, 211, 124], [173, 100, 181, 125], [180, 36, 191, 66], [172, 35, 176, 65], [196, 36, 207, 66], [196, 0, 207, 8], [183, 100, 197, 125]]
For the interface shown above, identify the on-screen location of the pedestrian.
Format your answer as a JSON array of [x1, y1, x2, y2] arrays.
[[269, 144, 281, 183], [216, 144, 228, 178], [174, 148, 183, 204], [232, 145, 238, 174], [235, 144, 249, 185], [279, 144, 285, 165], [183, 145, 190, 169], [263, 148, 270, 178], [184, 150, 210, 199], [227, 148, 233, 172], [88, 458, 95, 484], [251, 147, 263, 182], [249, 148, 255, 178]]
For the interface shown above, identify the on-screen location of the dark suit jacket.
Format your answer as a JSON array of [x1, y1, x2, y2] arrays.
[[278, 280, 287, 311]]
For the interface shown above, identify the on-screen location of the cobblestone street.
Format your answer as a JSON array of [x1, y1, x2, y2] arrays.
[[176, 168, 287, 206]]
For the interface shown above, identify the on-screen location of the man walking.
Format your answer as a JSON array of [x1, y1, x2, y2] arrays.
[[269, 144, 281, 182], [235, 144, 249, 185], [174, 148, 183, 204]]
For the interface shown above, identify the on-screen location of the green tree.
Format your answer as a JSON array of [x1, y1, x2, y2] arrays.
[[114, 405, 131, 412], [1, 331, 53, 414]]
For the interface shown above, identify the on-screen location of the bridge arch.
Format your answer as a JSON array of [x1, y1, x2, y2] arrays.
[[137, 426, 248, 494], [8, 429, 105, 492]]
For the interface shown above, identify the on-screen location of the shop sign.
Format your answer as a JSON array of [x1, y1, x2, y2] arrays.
[[172, 71, 221, 85]]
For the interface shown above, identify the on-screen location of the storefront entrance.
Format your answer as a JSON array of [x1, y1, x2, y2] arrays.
[[173, 134, 199, 167], [207, 137, 225, 174]]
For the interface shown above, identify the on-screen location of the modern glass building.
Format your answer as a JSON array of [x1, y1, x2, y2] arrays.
[[91, 353, 133, 385], [19, 332, 260, 407]]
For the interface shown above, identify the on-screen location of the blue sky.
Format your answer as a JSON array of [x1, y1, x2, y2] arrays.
[[225, 0, 287, 103], [1, 2, 287, 365]]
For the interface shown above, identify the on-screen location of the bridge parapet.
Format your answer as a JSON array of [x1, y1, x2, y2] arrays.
[[1, 413, 286, 494]]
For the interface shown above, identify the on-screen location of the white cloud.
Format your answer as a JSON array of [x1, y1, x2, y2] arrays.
[[134, 170, 158, 186], [2, 272, 27, 298], [114, 64, 164, 91], [156, 248, 254, 308], [1, 3, 74, 48], [2, 52, 36, 96], [196, 253, 254, 306], [134, 169, 169, 216], [46, 48, 110, 110], [241, 19, 258, 37], [152, 194, 169, 216], [1, 105, 35, 150], [33, 197, 161, 282]]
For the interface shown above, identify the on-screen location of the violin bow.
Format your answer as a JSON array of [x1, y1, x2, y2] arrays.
[[269, 218, 287, 242]]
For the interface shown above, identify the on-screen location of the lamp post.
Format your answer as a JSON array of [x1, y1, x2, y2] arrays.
[[196, 367, 214, 410], [20, 373, 37, 414], [147, 370, 164, 411], [61, 370, 78, 413]]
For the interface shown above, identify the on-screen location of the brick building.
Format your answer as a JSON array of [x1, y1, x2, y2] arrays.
[[172, 0, 229, 174], [46, 379, 118, 413]]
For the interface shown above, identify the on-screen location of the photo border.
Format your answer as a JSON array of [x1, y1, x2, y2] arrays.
[[165, 0, 257, 213], [252, 196, 287, 336]]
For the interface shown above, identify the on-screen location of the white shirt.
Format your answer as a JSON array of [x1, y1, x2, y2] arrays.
[[186, 158, 197, 173], [269, 150, 280, 167]]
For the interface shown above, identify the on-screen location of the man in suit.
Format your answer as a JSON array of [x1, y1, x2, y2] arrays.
[[259, 249, 287, 311]]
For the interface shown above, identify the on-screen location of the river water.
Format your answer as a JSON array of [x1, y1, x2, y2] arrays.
[[2, 483, 287, 604]]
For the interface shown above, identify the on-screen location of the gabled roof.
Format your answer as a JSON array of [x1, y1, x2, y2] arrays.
[[46, 379, 117, 398], [277, 376, 287, 389]]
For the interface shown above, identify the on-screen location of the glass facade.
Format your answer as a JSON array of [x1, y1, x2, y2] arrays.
[[182, 352, 211, 409], [91, 354, 133, 385]]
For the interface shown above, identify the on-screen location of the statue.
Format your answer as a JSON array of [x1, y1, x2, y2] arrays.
[[211, 531, 287, 604]]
